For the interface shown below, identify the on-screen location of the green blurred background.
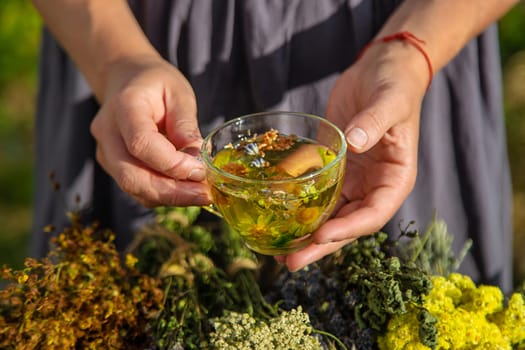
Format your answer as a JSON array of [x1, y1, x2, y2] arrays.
[[1, 2, 525, 286]]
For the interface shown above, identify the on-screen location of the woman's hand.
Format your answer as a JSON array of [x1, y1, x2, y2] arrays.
[[279, 41, 429, 271], [90, 55, 212, 208], [276, 0, 517, 272], [31, 0, 213, 208]]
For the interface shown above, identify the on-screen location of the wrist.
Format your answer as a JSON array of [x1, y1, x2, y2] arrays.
[[356, 35, 430, 99], [34, 0, 161, 102], [358, 32, 433, 92], [99, 51, 164, 102]]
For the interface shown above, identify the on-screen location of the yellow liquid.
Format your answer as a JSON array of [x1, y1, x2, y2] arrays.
[[210, 131, 343, 255]]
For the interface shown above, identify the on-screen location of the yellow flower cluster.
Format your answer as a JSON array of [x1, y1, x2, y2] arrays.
[[378, 273, 525, 349]]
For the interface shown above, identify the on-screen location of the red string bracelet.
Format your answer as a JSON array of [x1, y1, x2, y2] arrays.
[[357, 31, 433, 90]]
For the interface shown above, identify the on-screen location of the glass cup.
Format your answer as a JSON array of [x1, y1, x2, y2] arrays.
[[201, 111, 347, 255]]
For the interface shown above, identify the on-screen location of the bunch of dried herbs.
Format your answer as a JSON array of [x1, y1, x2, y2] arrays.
[[264, 219, 476, 349], [128, 207, 281, 349], [2, 202, 521, 350], [0, 216, 163, 349]]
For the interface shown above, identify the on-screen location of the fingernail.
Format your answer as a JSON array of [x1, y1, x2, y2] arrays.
[[179, 146, 201, 157], [194, 192, 213, 206], [345, 127, 368, 149], [315, 238, 336, 245], [188, 168, 206, 182]]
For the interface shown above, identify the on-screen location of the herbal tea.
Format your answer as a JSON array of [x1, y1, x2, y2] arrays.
[[209, 129, 344, 255]]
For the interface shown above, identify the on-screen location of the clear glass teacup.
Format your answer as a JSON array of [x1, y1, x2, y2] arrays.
[[201, 111, 347, 255]]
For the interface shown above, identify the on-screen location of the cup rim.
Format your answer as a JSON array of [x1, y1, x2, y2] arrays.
[[200, 111, 347, 185]]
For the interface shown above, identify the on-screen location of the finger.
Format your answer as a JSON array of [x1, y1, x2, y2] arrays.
[[94, 122, 212, 207], [125, 173, 212, 208], [281, 238, 355, 272], [344, 92, 410, 153], [313, 185, 407, 244], [111, 96, 206, 182], [165, 84, 203, 151]]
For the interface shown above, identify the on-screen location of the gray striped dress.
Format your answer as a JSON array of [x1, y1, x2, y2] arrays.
[[32, 0, 513, 292]]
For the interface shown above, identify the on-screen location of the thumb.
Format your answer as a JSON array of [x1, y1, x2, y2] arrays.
[[344, 97, 401, 154]]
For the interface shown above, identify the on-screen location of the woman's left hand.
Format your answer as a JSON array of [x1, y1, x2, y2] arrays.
[[278, 41, 429, 271]]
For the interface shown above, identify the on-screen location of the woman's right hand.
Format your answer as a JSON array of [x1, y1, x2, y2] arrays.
[[90, 55, 212, 208], [32, 0, 211, 208]]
